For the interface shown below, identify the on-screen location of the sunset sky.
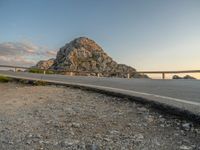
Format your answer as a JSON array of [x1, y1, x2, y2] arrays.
[[0, 0, 200, 77]]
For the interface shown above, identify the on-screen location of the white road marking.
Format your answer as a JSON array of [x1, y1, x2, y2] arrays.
[[81, 84, 200, 106], [1, 72, 200, 107]]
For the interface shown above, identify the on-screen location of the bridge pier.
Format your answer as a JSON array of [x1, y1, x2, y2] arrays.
[[162, 73, 165, 79], [127, 73, 130, 79]]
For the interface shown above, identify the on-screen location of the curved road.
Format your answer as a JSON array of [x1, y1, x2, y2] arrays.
[[0, 70, 200, 116]]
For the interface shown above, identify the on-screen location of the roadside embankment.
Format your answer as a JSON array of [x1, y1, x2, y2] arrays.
[[0, 82, 199, 149]]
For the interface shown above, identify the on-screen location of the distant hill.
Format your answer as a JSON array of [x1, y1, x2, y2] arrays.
[[172, 75, 196, 80], [34, 37, 148, 78]]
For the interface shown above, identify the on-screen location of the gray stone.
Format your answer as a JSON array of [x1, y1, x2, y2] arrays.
[[133, 133, 144, 142], [182, 123, 192, 130], [86, 144, 100, 150], [60, 139, 79, 147], [71, 122, 81, 128], [180, 145, 193, 150], [137, 107, 148, 113]]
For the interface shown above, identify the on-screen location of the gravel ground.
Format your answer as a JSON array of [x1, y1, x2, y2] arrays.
[[0, 82, 200, 150]]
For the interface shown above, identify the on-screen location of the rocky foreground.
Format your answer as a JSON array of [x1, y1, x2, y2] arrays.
[[0, 83, 200, 150]]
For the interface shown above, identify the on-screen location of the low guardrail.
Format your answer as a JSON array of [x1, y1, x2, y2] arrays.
[[0, 64, 199, 79]]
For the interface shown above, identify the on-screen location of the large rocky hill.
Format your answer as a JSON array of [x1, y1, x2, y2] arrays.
[[34, 37, 148, 78]]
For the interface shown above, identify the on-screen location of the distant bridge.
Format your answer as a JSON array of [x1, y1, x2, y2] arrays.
[[138, 70, 200, 79], [0, 64, 199, 79]]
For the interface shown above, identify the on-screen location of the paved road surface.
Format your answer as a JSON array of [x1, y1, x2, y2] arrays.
[[0, 70, 200, 116]]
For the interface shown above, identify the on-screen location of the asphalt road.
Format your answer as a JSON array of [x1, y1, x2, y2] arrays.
[[1, 70, 200, 116]]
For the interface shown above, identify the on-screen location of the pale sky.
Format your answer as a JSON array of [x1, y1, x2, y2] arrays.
[[0, 0, 200, 78]]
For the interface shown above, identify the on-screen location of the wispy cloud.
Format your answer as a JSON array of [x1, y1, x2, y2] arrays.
[[0, 41, 57, 66], [46, 50, 57, 56], [0, 42, 38, 56], [0, 55, 35, 66]]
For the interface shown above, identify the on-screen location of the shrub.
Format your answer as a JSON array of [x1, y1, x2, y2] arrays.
[[0, 76, 12, 83], [33, 81, 48, 86], [28, 68, 55, 74]]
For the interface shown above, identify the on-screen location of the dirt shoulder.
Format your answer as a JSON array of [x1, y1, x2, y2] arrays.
[[0, 83, 199, 150]]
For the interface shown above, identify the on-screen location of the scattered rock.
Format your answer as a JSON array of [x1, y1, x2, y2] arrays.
[[109, 130, 120, 135], [159, 118, 166, 123], [103, 138, 111, 142], [26, 140, 32, 145], [71, 122, 81, 128], [137, 107, 148, 113], [133, 134, 144, 142], [147, 116, 154, 123], [182, 123, 192, 130], [180, 145, 193, 150], [85, 144, 100, 150], [160, 124, 165, 127], [60, 139, 79, 147]]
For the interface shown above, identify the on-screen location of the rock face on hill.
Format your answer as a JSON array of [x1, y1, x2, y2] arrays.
[[53, 37, 119, 72], [34, 58, 55, 70], [34, 37, 148, 78]]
